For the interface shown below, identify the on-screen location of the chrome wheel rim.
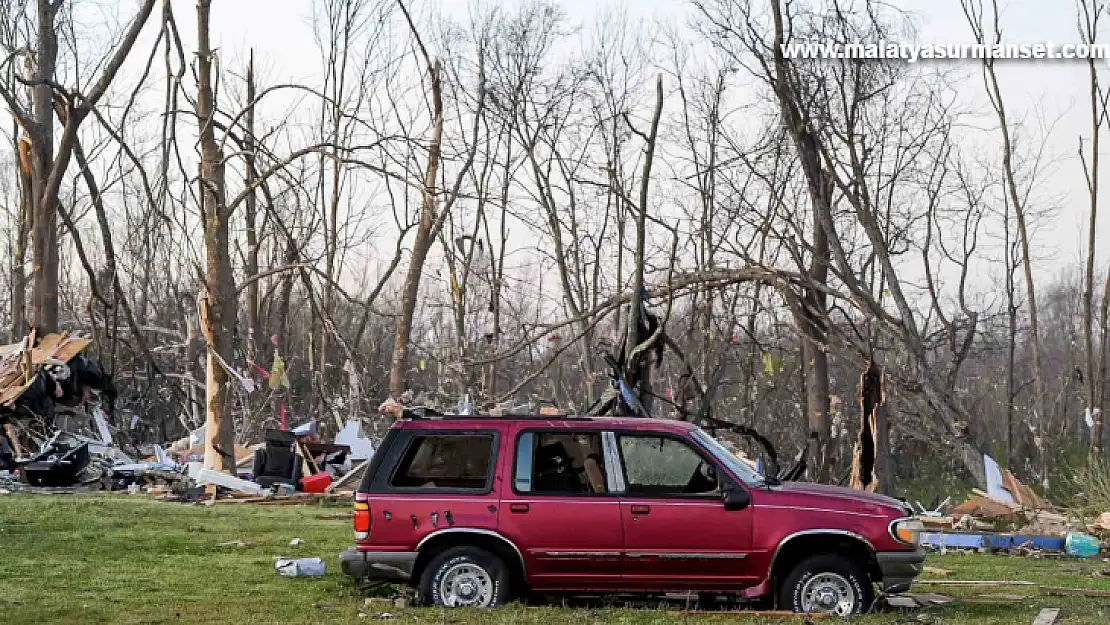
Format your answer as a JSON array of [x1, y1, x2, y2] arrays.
[[800, 572, 856, 616], [438, 562, 494, 607]]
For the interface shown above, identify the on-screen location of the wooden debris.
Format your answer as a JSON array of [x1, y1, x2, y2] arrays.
[[951, 495, 1020, 519], [669, 611, 829, 619], [0, 332, 92, 407], [217, 540, 254, 548], [914, 580, 1036, 586], [1089, 511, 1110, 534], [1040, 586, 1110, 598], [969, 593, 1033, 603], [923, 566, 955, 577], [315, 513, 353, 521], [326, 459, 369, 494], [1031, 607, 1061, 625], [918, 515, 955, 528], [885, 596, 918, 608]]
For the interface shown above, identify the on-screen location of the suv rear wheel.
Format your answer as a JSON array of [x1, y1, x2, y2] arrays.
[[419, 546, 511, 608], [778, 553, 873, 616]]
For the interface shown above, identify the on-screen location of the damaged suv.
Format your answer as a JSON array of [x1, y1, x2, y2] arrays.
[[340, 414, 924, 615]]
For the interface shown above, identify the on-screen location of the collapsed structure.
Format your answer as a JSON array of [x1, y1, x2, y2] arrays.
[[0, 330, 374, 498]]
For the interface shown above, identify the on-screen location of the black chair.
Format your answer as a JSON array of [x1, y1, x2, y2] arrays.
[[252, 429, 302, 490]]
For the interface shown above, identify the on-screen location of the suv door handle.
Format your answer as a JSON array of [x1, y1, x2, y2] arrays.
[[630, 505, 651, 515], [510, 503, 530, 513]]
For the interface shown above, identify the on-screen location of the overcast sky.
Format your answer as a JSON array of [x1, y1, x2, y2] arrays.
[[168, 0, 1104, 286]]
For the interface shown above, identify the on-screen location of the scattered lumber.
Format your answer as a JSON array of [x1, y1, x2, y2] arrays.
[[967, 593, 1034, 603], [1039, 586, 1110, 598], [669, 611, 830, 619], [914, 580, 1036, 586], [923, 566, 955, 576], [325, 459, 369, 494]]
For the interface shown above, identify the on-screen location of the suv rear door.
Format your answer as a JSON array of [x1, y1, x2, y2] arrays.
[[497, 426, 624, 590], [361, 427, 501, 551], [613, 431, 757, 589]]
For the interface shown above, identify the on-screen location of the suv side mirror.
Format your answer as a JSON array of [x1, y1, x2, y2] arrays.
[[722, 486, 751, 511]]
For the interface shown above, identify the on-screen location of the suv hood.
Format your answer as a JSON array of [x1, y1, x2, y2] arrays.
[[767, 481, 910, 516]]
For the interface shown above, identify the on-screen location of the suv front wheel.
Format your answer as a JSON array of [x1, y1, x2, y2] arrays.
[[779, 553, 874, 616], [419, 546, 511, 608]]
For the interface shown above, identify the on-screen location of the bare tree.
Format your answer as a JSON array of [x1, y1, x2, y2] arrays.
[[1078, 0, 1109, 454], [0, 0, 157, 333]]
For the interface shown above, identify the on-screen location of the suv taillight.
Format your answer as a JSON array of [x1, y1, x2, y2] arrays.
[[353, 502, 371, 541]]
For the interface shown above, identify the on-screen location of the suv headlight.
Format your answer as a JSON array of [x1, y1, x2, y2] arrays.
[[890, 518, 924, 546]]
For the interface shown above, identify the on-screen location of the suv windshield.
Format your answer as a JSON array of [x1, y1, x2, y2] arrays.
[[691, 427, 764, 486]]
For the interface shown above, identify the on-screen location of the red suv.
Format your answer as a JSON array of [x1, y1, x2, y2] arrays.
[[340, 414, 924, 615]]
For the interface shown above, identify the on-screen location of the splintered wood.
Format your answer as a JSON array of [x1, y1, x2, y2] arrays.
[[0, 331, 92, 407], [850, 360, 887, 493]]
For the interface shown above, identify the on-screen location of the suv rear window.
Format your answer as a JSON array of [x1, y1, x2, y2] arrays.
[[389, 434, 494, 490]]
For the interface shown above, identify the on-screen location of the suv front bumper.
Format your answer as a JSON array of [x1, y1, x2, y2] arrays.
[[340, 547, 418, 582], [875, 547, 926, 593]]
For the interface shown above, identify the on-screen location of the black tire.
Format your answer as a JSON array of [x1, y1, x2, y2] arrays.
[[778, 553, 874, 616], [418, 546, 511, 608]]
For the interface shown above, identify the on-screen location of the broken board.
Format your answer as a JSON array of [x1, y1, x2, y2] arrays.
[[1031, 608, 1061, 625]]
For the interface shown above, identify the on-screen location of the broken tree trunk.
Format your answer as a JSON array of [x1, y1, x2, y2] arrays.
[[388, 39, 442, 401], [850, 359, 890, 493], [196, 0, 237, 473]]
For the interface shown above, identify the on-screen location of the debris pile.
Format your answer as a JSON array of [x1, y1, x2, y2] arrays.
[[911, 453, 1108, 559], [0, 331, 376, 502]]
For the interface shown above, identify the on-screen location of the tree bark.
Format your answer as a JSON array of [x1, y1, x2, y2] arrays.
[[624, 74, 664, 417], [10, 133, 31, 339], [196, 0, 237, 473], [244, 51, 261, 366], [1080, 0, 1104, 454], [389, 58, 442, 399], [29, 0, 59, 333]]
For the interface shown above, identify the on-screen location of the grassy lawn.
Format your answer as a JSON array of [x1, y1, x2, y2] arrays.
[[1, 495, 1109, 624]]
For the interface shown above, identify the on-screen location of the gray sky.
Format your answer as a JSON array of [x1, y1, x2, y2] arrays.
[[179, 0, 1104, 287]]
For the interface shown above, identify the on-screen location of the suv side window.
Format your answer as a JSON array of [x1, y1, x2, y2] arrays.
[[389, 434, 494, 491], [618, 434, 720, 497], [514, 431, 608, 494]]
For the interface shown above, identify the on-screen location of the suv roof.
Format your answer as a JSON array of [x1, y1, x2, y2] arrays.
[[393, 410, 699, 435]]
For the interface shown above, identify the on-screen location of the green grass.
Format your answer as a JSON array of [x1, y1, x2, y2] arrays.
[[1, 494, 1109, 624]]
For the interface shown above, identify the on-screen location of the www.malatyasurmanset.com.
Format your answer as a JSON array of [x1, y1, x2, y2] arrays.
[[781, 41, 1110, 62]]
